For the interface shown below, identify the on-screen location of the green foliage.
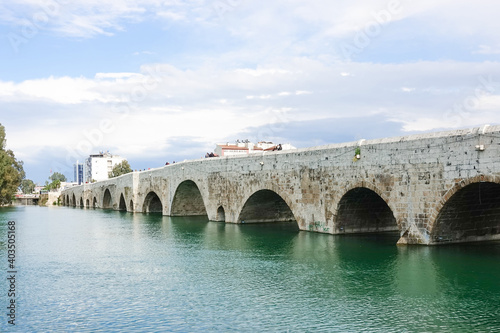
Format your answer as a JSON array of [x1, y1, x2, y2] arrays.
[[38, 196, 48, 206], [44, 172, 65, 191], [355, 147, 361, 156], [0, 124, 25, 205], [21, 179, 36, 194], [109, 160, 133, 178], [50, 172, 67, 182], [44, 179, 61, 192]]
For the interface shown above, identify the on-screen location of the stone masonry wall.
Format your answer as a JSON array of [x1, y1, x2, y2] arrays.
[[61, 125, 500, 245]]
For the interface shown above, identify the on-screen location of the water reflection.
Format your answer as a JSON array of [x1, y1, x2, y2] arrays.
[[169, 215, 209, 234], [1, 207, 499, 333], [290, 231, 339, 264], [232, 222, 300, 256], [135, 212, 165, 238], [395, 246, 438, 296], [431, 243, 500, 293]]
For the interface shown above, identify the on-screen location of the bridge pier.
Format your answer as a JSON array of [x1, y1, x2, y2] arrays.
[[396, 224, 430, 245], [13, 196, 40, 206]]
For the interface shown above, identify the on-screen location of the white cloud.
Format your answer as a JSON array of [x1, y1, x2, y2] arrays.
[[2, 0, 500, 62], [474, 45, 500, 55], [133, 51, 156, 56], [3, 60, 499, 164], [0, 76, 101, 104], [476, 95, 500, 111], [295, 90, 313, 95], [0, 0, 498, 47], [234, 68, 293, 77], [157, 10, 185, 21], [95, 73, 143, 80], [3, 0, 500, 182], [0, 0, 207, 38]]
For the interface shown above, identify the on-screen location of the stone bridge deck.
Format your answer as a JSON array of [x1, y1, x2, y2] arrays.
[[61, 125, 500, 245]]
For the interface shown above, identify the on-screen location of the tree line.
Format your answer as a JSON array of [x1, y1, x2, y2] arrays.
[[0, 123, 24, 205]]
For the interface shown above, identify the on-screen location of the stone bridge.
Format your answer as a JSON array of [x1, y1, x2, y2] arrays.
[[61, 125, 500, 245]]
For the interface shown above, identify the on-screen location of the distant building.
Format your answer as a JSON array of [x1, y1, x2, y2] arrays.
[[60, 182, 79, 191], [214, 144, 251, 157], [74, 161, 84, 185], [84, 152, 126, 183], [34, 185, 45, 193], [214, 140, 296, 157]]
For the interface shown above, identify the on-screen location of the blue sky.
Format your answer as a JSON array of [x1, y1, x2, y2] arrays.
[[1, 0, 500, 184]]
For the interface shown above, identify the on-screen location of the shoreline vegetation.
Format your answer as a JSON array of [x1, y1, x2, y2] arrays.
[[0, 123, 24, 206]]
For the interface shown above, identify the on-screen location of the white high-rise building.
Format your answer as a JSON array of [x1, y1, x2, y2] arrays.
[[84, 152, 126, 183]]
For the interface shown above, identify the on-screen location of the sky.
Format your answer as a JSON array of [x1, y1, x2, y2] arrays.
[[1, 0, 500, 184]]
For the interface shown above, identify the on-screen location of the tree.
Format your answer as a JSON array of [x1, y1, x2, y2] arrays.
[[21, 179, 36, 194], [44, 179, 61, 192], [50, 172, 67, 182], [0, 123, 25, 205], [109, 160, 132, 178]]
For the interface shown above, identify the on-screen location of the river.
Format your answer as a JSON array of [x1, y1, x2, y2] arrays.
[[1, 206, 499, 332]]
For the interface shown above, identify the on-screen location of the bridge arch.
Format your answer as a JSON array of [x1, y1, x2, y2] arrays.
[[118, 193, 127, 211], [334, 185, 398, 233], [86, 199, 90, 207], [429, 176, 500, 244], [79, 197, 84, 208], [102, 189, 112, 209], [72, 194, 76, 207], [142, 191, 163, 213], [216, 206, 226, 222], [129, 200, 134, 212], [238, 189, 296, 223], [171, 180, 207, 216], [93, 197, 97, 209]]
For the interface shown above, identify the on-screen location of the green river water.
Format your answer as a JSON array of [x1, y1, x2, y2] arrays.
[[0, 206, 499, 332]]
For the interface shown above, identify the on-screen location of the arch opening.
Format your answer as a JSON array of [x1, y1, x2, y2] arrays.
[[80, 197, 84, 208], [335, 187, 397, 233], [93, 197, 97, 209], [171, 180, 207, 216], [72, 194, 76, 207], [86, 199, 90, 207], [129, 200, 134, 212], [432, 182, 500, 244], [65, 195, 69, 206], [118, 194, 127, 211], [217, 206, 226, 222], [238, 190, 296, 223], [102, 189, 112, 209], [142, 191, 163, 213]]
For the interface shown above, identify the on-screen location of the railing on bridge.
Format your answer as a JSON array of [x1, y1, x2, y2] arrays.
[[14, 194, 40, 206]]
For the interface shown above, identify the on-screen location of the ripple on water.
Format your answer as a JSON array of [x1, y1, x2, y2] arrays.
[[1, 207, 499, 332]]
